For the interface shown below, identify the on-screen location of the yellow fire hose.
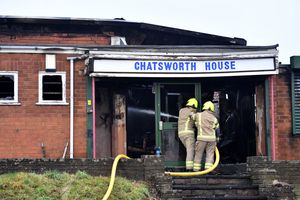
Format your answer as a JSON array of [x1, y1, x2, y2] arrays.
[[165, 147, 220, 177], [103, 148, 219, 199], [102, 154, 130, 200]]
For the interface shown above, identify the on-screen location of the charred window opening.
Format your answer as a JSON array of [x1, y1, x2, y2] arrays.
[[42, 75, 62, 100], [0, 75, 14, 100], [38, 72, 66, 104]]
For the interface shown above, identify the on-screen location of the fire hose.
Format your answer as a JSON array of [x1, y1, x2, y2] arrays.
[[103, 147, 219, 199], [164, 147, 220, 177], [102, 154, 130, 200]]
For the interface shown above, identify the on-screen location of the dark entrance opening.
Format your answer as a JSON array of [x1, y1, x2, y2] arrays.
[[95, 78, 156, 158], [95, 77, 258, 164], [201, 77, 257, 163], [160, 84, 196, 166], [126, 83, 155, 158]]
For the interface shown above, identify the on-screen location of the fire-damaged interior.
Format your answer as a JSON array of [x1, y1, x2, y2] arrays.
[[94, 76, 265, 165], [201, 77, 258, 163], [95, 79, 156, 158]]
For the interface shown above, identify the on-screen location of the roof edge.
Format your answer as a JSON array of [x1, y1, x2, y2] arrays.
[[0, 15, 246, 46]]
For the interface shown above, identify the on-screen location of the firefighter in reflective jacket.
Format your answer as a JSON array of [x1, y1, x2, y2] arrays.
[[192, 101, 219, 172], [178, 98, 198, 171]]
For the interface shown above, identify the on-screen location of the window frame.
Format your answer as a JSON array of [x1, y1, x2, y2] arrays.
[[37, 71, 68, 105], [0, 71, 19, 105]]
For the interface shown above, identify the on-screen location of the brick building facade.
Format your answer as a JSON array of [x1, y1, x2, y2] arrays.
[[0, 17, 112, 158], [0, 16, 299, 163], [0, 53, 87, 158], [272, 66, 300, 160]]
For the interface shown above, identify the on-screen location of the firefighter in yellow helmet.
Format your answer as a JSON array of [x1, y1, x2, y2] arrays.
[[192, 101, 219, 172], [178, 98, 198, 171]]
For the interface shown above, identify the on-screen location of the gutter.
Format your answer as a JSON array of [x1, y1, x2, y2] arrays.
[[0, 45, 87, 54]]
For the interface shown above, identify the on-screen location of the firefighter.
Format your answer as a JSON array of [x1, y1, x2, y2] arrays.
[[178, 98, 198, 171], [192, 101, 219, 172]]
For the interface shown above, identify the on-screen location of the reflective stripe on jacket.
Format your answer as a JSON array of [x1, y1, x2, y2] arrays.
[[178, 107, 196, 137], [193, 110, 219, 141]]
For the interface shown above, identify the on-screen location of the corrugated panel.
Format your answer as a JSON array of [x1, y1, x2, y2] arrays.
[[293, 72, 300, 134]]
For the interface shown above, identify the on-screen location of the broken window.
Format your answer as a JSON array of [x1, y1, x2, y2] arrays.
[[0, 72, 18, 103], [38, 72, 66, 104]]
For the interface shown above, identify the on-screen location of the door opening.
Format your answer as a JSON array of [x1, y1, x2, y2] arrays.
[[95, 79, 156, 158], [201, 77, 257, 163], [95, 87, 112, 158], [126, 84, 155, 158], [160, 84, 197, 167], [94, 77, 258, 164]]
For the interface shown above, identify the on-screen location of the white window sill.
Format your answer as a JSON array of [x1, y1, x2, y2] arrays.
[[36, 102, 69, 106], [0, 102, 21, 106]]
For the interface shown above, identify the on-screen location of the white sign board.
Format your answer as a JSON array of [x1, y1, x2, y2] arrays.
[[93, 58, 276, 77]]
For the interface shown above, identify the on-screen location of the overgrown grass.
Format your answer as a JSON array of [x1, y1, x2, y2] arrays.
[[0, 171, 150, 200]]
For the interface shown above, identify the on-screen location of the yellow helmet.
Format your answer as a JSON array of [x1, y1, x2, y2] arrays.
[[202, 101, 215, 112], [186, 98, 198, 108]]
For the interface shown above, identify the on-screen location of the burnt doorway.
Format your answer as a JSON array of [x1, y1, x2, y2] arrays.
[[126, 84, 155, 158], [95, 87, 113, 158], [95, 79, 156, 158], [95, 82, 128, 158], [159, 83, 200, 167], [201, 77, 256, 163]]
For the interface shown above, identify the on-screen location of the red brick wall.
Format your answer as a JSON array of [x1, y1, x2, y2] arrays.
[[0, 53, 87, 158], [273, 72, 300, 160], [73, 59, 88, 158], [0, 30, 111, 158], [0, 34, 111, 45]]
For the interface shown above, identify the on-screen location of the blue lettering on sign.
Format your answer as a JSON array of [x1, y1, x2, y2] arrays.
[[230, 61, 236, 69], [204, 61, 236, 71], [152, 62, 157, 70], [165, 62, 172, 70], [134, 61, 237, 72], [158, 62, 163, 70], [134, 61, 197, 72], [212, 62, 217, 70], [134, 62, 139, 70], [179, 62, 184, 70], [147, 62, 152, 70], [140, 62, 146, 70], [173, 62, 178, 70], [191, 62, 196, 71]]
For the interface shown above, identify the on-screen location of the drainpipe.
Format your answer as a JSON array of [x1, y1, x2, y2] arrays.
[[67, 55, 89, 159], [270, 75, 276, 160], [92, 77, 96, 159], [68, 58, 75, 159]]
